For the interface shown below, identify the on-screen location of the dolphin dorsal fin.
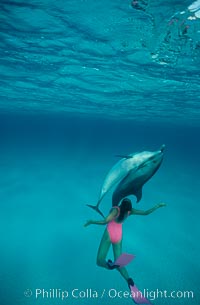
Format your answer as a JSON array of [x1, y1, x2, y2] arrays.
[[115, 155, 132, 159], [135, 187, 143, 203]]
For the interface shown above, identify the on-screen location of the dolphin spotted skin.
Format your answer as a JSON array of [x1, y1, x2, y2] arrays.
[[87, 145, 165, 217]]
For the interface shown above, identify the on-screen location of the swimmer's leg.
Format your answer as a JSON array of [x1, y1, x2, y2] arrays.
[[96, 229, 111, 268], [112, 240, 130, 281]]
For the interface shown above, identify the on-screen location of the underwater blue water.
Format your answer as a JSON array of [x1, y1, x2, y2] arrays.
[[0, 115, 199, 305], [0, 1, 200, 305], [0, 0, 200, 123]]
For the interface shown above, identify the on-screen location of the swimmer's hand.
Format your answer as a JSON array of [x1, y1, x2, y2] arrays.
[[157, 202, 166, 208], [84, 220, 93, 227]]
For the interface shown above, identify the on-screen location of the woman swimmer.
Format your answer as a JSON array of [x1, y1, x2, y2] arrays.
[[84, 198, 166, 288]]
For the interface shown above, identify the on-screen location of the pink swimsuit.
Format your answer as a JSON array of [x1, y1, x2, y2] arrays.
[[107, 206, 130, 244]]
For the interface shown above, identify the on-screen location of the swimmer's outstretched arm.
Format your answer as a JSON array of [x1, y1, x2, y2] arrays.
[[84, 208, 118, 227], [130, 203, 166, 216]]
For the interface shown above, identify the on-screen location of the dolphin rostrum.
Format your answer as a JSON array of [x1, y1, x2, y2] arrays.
[[87, 145, 165, 217]]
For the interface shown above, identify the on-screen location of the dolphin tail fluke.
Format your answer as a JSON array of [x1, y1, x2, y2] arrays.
[[86, 204, 105, 218]]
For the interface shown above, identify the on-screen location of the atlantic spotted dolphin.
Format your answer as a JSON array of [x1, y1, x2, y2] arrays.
[[112, 145, 165, 206], [87, 145, 165, 217]]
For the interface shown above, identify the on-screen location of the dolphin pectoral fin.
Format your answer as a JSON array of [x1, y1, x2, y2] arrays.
[[135, 187, 143, 203], [115, 155, 133, 159], [86, 204, 105, 218]]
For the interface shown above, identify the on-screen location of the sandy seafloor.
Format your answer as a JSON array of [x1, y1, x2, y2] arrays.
[[0, 114, 199, 305]]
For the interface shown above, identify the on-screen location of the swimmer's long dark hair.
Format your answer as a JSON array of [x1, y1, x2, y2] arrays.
[[117, 198, 132, 222]]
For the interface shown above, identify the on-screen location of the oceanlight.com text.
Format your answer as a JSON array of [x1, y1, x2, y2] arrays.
[[108, 288, 194, 301]]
